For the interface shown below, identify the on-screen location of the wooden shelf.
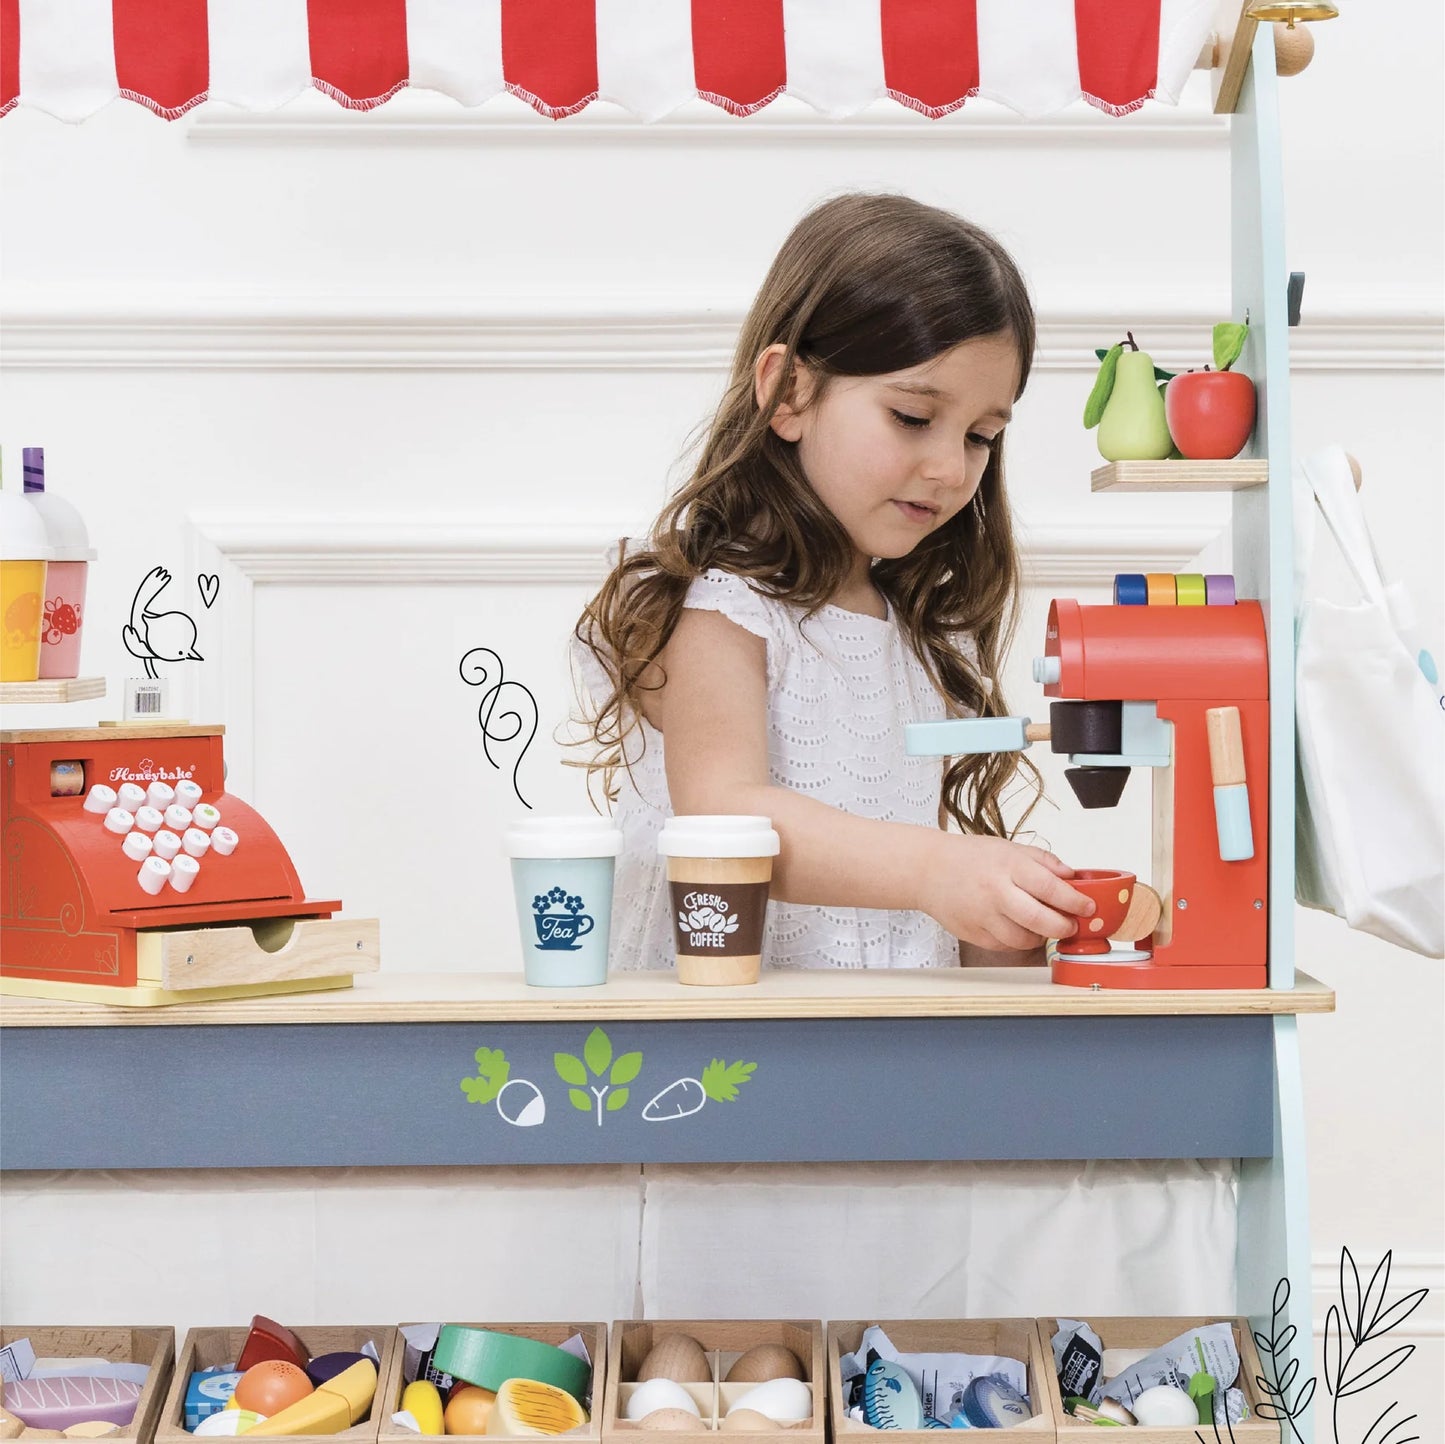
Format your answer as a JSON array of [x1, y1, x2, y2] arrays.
[[0, 675, 106, 704], [1091, 460, 1269, 493], [0, 966, 1336, 1027]]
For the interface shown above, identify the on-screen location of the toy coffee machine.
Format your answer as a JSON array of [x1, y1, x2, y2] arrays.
[[908, 574, 1268, 989], [1, 724, 379, 1005]]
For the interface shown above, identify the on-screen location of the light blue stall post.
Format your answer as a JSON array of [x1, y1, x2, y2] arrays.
[[1230, 24, 1314, 1443]]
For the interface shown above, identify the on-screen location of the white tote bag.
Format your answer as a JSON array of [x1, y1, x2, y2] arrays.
[[1293, 445, 1444, 957]]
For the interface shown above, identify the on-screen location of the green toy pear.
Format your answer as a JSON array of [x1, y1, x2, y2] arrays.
[[1085, 332, 1174, 462]]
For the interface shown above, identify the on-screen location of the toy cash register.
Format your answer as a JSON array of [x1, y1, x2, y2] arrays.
[[1, 724, 379, 1006]]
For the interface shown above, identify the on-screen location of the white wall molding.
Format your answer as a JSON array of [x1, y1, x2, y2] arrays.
[[7, 295, 1439, 373], [1311, 1250, 1444, 1340], [187, 510, 1220, 792]]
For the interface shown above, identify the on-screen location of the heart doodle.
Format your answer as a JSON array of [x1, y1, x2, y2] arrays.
[[198, 574, 220, 608]]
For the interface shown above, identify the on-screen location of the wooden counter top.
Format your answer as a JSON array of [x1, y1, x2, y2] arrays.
[[0, 966, 1335, 1027]]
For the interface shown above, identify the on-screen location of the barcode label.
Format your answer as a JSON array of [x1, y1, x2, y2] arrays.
[[124, 677, 170, 720]]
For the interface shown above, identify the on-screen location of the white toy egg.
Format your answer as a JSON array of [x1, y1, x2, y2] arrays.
[[1131, 1385, 1198, 1427], [625, 1380, 701, 1422], [726, 1378, 811, 1423]]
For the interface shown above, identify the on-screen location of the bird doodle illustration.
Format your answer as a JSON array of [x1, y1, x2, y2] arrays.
[[122, 566, 202, 679]]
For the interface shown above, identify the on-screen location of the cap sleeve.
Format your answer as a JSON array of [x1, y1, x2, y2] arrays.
[[683, 569, 789, 689]]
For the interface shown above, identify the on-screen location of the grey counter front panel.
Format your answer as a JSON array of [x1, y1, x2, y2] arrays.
[[0, 1015, 1274, 1169]]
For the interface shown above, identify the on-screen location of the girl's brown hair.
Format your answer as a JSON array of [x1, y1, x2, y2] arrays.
[[574, 191, 1040, 838]]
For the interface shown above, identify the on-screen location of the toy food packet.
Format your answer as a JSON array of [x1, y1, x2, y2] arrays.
[[839, 1325, 1028, 1426]]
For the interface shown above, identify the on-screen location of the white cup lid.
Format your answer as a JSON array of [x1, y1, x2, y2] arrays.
[[24, 493, 95, 561], [657, 814, 781, 858], [504, 814, 623, 859], [0, 493, 53, 561]]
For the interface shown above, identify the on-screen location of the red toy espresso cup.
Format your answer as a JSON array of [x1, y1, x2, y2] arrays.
[[1064, 869, 1135, 954]]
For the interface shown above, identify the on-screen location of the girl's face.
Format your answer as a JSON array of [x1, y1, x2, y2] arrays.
[[760, 332, 1021, 572]]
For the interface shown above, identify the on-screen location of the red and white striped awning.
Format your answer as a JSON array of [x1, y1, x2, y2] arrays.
[[0, 0, 1215, 125]]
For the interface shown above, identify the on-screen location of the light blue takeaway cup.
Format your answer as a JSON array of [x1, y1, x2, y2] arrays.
[[504, 816, 623, 986]]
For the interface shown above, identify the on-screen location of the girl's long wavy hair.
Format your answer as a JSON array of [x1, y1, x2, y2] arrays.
[[574, 192, 1041, 838]]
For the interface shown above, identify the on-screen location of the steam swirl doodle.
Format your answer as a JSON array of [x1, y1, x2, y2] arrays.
[[458, 647, 539, 809]]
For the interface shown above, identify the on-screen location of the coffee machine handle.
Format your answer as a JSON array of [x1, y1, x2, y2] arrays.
[[904, 717, 1049, 757]]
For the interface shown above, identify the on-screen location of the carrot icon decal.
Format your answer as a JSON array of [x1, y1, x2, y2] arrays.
[[642, 1058, 757, 1122]]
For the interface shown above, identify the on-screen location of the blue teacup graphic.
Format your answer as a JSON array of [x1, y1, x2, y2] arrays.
[[532, 886, 595, 951]]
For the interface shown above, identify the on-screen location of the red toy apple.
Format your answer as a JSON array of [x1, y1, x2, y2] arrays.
[[1166, 369, 1257, 459], [1164, 320, 1257, 459]]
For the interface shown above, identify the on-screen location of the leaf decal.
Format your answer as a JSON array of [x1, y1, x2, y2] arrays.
[[1342, 1247, 1363, 1344], [1324, 1305, 1341, 1395], [1364, 1287, 1428, 1342], [700, 1058, 757, 1102], [584, 1026, 613, 1077], [610, 1051, 643, 1086], [460, 1045, 510, 1104], [607, 1088, 630, 1112], [1083, 342, 1122, 428], [568, 1088, 591, 1113], [555, 1051, 587, 1086]]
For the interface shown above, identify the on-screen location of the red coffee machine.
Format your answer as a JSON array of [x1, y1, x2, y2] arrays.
[[908, 586, 1269, 989]]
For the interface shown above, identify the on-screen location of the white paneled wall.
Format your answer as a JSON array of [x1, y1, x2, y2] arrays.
[[2, 8, 1440, 1430]]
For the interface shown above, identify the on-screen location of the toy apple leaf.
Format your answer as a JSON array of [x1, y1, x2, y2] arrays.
[[1095, 346, 1175, 383], [1214, 322, 1249, 372], [1083, 343, 1122, 428]]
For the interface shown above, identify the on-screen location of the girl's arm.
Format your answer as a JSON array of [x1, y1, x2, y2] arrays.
[[652, 609, 1093, 953]]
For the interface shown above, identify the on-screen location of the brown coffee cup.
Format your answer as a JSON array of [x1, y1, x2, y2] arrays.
[[656, 816, 781, 985]]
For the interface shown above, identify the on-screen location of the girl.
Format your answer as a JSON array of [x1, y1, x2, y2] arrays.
[[574, 191, 1094, 970]]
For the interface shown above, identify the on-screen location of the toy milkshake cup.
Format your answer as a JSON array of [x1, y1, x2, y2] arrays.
[[504, 816, 623, 987], [657, 815, 781, 985], [23, 448, 96, 680], [0, 471, 52, 683]]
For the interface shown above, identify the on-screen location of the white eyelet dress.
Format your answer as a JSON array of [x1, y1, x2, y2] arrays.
[[574, 568, 969, 971]]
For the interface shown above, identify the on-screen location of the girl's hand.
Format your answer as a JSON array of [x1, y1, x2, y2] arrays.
[[921, 834, 1095, 952]]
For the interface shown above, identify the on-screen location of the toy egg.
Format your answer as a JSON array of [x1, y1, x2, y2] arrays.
[[636, 1410, 701, 1432], [1131, 1385, 1197, 1427], [725, 1379, 811, 1424], [719, 1410, 782, 1433], [723, 1346, 803, 1385], [638, 1335, 710, 1384], [624, 1381, 700, 1422], [443, 1386, 497, 1435], [234, 1361, 313, 1417]]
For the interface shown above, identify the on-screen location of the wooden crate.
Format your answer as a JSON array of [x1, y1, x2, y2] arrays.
[[1037, 1317, 1277, 1441], [827, 1320, 1054, 1439], [603, 1322, 824, 1442], [375, 1323, 605, 1443], [155, 1326, 397, 1444], [0, 1326, 174, 1444]]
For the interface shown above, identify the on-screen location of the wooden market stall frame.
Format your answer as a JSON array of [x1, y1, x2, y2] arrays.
[[0, 18, 1325, 1442]]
